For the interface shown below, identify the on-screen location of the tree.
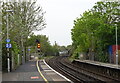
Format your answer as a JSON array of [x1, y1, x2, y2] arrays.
[[26, 34, 59, 56], [71, 1, 120, 62], [1, 0, 46, 71], [2, 0, 46, 53]]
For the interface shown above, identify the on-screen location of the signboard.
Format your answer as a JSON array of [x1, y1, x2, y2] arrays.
[[6, 39, 10, 42], [36, 39, 40, 43], [28, 49, 31, 51], [6, 44, 12, 48]]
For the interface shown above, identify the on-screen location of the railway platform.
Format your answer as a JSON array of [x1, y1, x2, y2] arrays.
[[38, 59, 71, 82], [73, 59, 120, 82], [74, 59, 120, 69], [2, 59, 71, 83]]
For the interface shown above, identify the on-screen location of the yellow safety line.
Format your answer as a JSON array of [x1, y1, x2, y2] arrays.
[[36, 60, 49, 83]]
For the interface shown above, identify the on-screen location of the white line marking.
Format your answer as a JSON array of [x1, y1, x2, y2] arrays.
[[36, 60, 48, 83], [43, 59, 73, 83], [44, 70, 53, 71]]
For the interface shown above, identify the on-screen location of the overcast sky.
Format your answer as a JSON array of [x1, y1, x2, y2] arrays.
[[34, 0, 101, 46]]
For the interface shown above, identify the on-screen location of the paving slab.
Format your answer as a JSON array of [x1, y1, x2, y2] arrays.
[[2, 59, 71, 83], [2, 60, 44, 82], [39, 60, 70, 82]]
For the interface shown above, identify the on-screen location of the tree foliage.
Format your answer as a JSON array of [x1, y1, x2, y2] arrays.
[[2, 1, 46, 42], [71, 1, 120, 62], [27, 35, 59, 56], [1, 0, 46, 71]]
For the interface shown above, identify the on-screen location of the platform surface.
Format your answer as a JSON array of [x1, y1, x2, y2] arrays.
[[2, 59, 70, 83], [75, 59, 120, 69]]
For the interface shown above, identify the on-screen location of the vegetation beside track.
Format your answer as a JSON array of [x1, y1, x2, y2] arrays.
[[71, 1, 120, 63]]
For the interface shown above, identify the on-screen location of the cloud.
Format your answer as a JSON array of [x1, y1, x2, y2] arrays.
[[35, 0, 101, 46]]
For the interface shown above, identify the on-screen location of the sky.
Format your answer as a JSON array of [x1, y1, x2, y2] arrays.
[[34, 0, 101, 46]]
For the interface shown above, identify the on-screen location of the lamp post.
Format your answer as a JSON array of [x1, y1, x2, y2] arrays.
[[114, 16, 119, 65], [6, 10, 14, 72], [115, 23, 118, 65]]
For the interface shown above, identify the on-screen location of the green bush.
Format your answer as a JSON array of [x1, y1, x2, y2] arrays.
[[11, 41, 20, 68]]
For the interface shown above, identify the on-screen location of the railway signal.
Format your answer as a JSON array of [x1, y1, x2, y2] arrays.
[[37, 43, 41, 48], [37, 49, 40, 52], [36, 39, 40, 43]]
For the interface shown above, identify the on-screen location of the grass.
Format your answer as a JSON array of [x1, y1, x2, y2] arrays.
[[68, 56, 75, 62]]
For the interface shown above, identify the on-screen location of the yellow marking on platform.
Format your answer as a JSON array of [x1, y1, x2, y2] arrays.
[[36, 60, 49, 83]]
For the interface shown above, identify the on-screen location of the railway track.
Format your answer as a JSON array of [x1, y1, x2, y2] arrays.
[[46, 56, 120, 83]]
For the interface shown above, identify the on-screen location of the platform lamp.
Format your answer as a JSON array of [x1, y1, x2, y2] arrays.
[[6, 10, 14, 72], [114, 17, 118, 65]]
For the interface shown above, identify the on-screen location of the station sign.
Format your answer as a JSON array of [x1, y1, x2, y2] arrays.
[[28, 49, 31, 51], [6, 44, 12, 48], [6, 39, 10, 42]]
